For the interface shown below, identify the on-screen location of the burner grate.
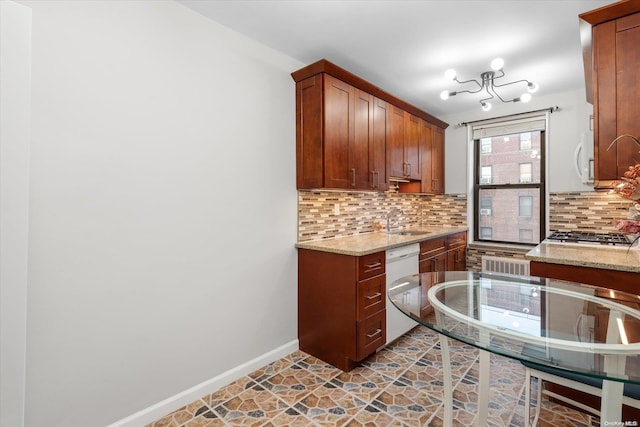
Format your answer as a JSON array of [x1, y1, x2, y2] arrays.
[[546, 231, 632, 246]]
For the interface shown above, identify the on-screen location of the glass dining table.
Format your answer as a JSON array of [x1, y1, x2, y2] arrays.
[[387, 271, 640, 427]]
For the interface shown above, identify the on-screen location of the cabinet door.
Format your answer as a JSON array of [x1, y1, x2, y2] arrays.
[[420, 119, 434, 193], [419, 253, 447, 273], [404, 113, 421, 180], [614, 14, 640, 179], [353, 89, 373, 189], [447, 247, 466, 271], [387, 105, 406, 178], [431, 126, 445, 194], [593, 14, 640, 187], [323, 74, 354, 188], [371, 98, 388, 190], [296, 75, 324, 189]]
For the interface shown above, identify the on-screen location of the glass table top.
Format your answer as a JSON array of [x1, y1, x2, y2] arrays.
[[388, 271, 640, 385]]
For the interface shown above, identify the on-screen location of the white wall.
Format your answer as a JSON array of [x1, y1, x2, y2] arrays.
[[19, 1, 301, 426], [441, 88, 594, 194], [0, 2, 32, 426]]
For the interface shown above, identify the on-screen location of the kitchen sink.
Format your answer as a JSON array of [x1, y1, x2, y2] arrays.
[[390, 230, 431, 236]]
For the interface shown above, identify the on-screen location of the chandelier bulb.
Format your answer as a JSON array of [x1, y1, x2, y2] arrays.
[[527, 82, 539, 93], [481, 102, 492, 112], [490, 58, 504, 71], [444, 69, 457, 81], [440, 90, 450, 100], [520, 93, 532, 103]]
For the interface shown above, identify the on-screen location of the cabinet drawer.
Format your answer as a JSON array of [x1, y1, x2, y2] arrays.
[[356, 310, 386, 360], [419, 237, 446, 260], [358, 251, 385, 280], [357, 275, 385, 320], [446, 232, 467, 249]]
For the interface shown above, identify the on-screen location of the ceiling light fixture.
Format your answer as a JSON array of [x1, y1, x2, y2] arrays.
[[440, 58, 539, 111]]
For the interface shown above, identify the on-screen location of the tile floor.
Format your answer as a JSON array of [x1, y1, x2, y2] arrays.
[[147, 326, 599, 427]]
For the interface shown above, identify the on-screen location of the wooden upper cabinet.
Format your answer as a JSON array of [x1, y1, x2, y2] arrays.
[[580, 3, 640, 188], [295, 73, 389, 190], [405, 113, 421, 180], [353, 89, 374, 189], [388, 105, 421, 180], [371, 97, 389, 191], [292, 59, 449, 191], [296, 74, 324, 189], [387, 105, 406, 178], [420, 120, 434, 193], [419, 120, 445, 194], [431, 126, 445, 194], [324, 75, 354, 189]]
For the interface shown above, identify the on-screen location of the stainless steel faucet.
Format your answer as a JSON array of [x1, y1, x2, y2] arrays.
[[386, 208, 403, 234]]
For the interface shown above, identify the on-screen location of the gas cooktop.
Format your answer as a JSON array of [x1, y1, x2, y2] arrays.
[[545, 231, 633, 246]]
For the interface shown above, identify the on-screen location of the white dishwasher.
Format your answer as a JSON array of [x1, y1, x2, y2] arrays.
[[385, 243, 420, 344]]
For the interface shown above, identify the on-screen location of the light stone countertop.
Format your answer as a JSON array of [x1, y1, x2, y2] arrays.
[[525, 242, 640, 273], [295, 226, 468, 256]]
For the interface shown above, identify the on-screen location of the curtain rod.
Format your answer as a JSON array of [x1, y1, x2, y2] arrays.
[[457, 106, 559, 127]]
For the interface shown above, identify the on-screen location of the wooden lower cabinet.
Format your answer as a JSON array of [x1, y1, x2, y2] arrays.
[[530, 261, 639, 295], [419, 236, 447, 273], [298, 249, 386, 371], [419, 232, 467, 273], [418, 232, 467, 315], [530, 260, 640, 420]]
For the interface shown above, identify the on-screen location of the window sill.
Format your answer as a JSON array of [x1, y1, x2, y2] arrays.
[[468, 241, 535, 253]]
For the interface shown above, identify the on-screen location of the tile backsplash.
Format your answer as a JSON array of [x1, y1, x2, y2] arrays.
[[549, 191, 633, 233], [298, 190, 466, 242], [297, 190, 634, 242]]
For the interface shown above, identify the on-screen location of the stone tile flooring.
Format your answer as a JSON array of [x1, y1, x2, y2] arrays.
[[147, 326, 598, 426]]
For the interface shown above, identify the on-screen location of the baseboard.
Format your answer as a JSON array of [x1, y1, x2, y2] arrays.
[[107, 339, 299, 427]]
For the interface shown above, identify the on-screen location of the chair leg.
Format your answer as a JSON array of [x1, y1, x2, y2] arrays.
[[524, 368, 531, 426], [532, 376, 543, 427]]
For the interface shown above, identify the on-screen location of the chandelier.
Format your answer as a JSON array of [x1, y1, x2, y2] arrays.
[[439, 58, 538, 112]]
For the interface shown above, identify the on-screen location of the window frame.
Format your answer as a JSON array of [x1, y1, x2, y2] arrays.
[[472, 119, 546, 246]]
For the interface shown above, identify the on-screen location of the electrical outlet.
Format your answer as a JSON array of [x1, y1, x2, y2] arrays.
[[334, 203, 340, 216]]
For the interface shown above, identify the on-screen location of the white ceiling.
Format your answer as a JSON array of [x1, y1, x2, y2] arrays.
[[178, 0, 614, 118]]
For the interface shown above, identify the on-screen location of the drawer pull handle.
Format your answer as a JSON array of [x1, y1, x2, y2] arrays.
[[366, 328, 382, 339], [366, 292, 382, 300], [351, 168, 356, 187], [365, 262, 382, 269]]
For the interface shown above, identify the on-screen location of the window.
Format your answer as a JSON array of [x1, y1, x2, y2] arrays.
[[472, 114, 546, 245], [519, 163, 532, 183], [519, 196, 533, 217], [520, 132, 532, 150], [480, 166, 492, 184], [481, 138, 492, 153], [480, 227, 493, 239], [480, 197, 492, 216], [519, 229, 533, 242]]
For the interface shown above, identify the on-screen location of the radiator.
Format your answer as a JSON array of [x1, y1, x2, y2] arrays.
[[481, 256, 530, 276]]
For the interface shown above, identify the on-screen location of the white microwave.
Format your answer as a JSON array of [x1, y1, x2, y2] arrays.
[[574, 130, 594, 185]]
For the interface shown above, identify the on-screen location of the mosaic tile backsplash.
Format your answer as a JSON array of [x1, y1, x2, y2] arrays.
[[297, 190, 634, 243], [297, 191, 466, 242], [548, 191, 633, 233]]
